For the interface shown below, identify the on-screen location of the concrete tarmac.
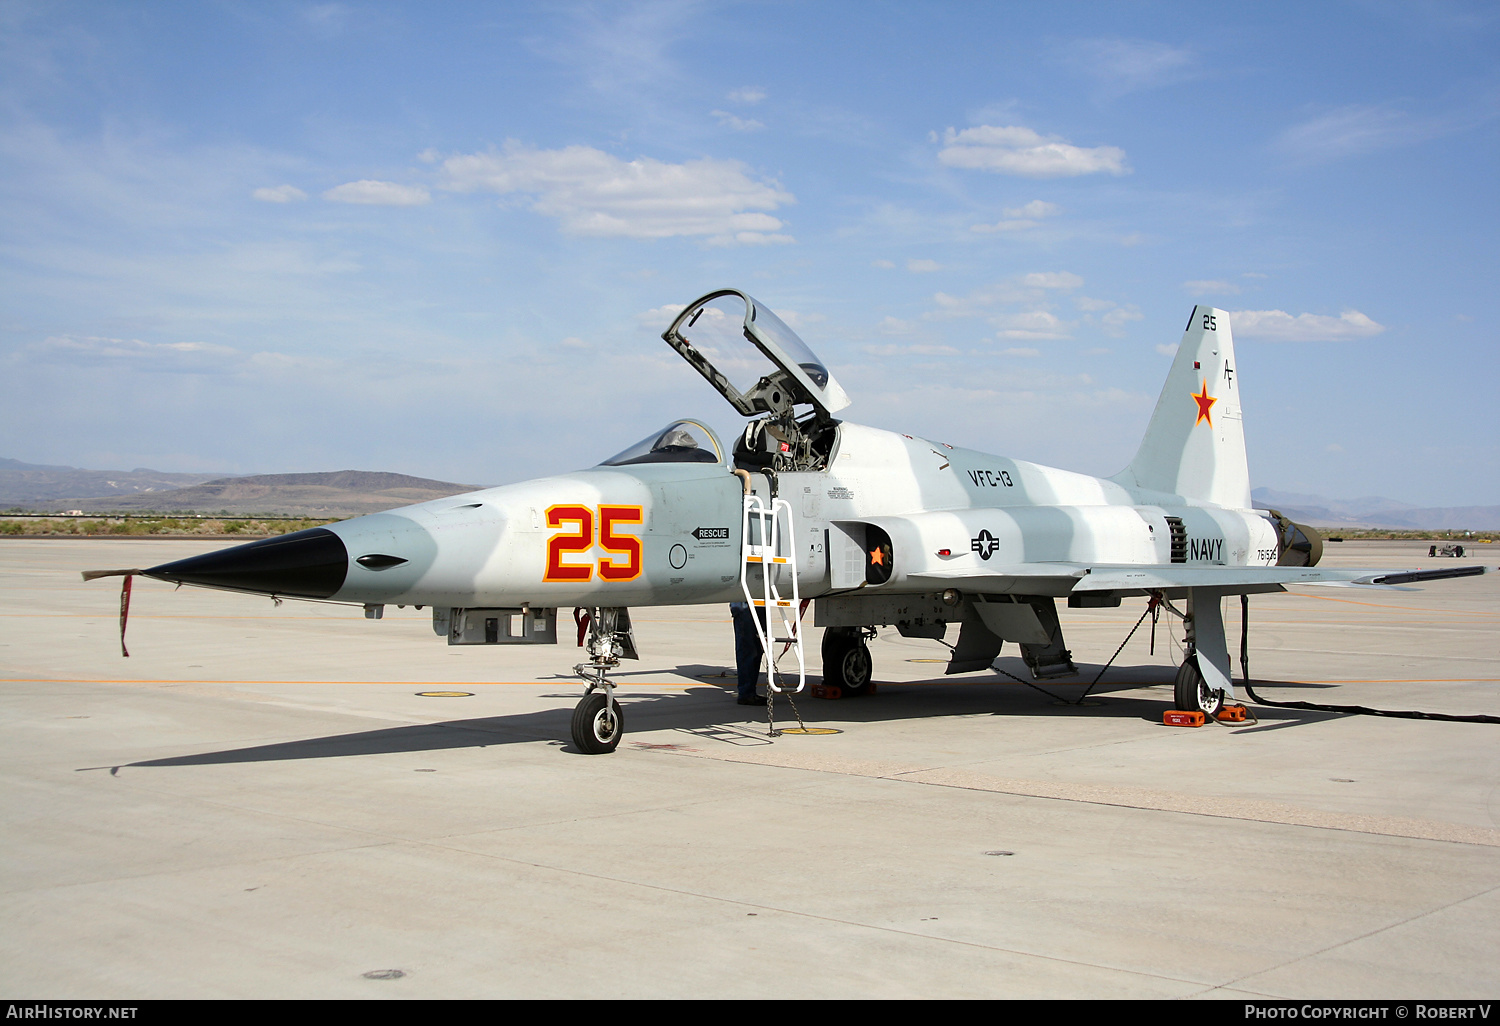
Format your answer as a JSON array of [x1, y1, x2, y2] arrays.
[[1, 538, 1496, 999]]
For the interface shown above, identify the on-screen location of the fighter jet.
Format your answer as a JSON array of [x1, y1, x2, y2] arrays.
[[88, 288, 1488, 752]]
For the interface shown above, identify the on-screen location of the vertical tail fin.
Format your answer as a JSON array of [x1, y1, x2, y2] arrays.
[[1112, 306, 1250, 508]]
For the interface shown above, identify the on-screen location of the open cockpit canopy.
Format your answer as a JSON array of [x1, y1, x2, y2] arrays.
[[662, 289, 851, 421], [597, 419, 725, 467]]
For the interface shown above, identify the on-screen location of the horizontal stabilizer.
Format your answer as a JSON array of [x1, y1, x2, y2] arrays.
[[912, 562, 1490, 595], [1361, 565, 1489, 586]]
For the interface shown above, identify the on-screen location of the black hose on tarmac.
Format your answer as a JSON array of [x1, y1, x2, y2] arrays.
[[1237, 594, 1500, 725]]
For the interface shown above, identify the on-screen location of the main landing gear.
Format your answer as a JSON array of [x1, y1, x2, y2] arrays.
[[1174, 658, 1224, 718], [1172, 588, 1231, 717], [820, 626, 875, 697], [570, 607, 632, 754]]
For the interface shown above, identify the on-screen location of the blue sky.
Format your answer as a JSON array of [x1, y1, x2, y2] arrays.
[[2, 1, 1496, 505]]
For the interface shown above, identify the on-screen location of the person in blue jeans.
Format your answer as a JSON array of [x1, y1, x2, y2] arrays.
[[729, 601, 767, 705]]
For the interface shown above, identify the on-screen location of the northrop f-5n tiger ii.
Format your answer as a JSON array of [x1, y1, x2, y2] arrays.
[[90, 288, 1489, 752]]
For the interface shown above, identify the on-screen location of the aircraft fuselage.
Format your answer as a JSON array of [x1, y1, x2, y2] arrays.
[[314, 420, 1280, 611]]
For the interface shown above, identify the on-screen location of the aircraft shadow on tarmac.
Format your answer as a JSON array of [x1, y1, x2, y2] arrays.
[[111, 662, 1341, 770]]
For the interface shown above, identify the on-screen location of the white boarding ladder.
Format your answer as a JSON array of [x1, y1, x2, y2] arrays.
[[740, 494, 805, 694]]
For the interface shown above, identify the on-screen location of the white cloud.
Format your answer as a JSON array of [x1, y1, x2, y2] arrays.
[[441, 143, 794, 244], [771, 309, 824, 329], [992, 311, 1071, 340], [27, 335, 347, 382], [937, 125, 1128, 178], [1230, 309, 1386, 341], [302, 4, 351, 33], [727, 87, 766, 104], [1064, 39, 1197, 96], [1101, 305, 1144, 335], [971, 219, 1036, 234], [1074, 296, 1116, 312], [37, 335, 236, 358], [636, 304, 687, 329], [712, 110, 764, 132], [966, 199, 1062, 234], [970, 199, 1062, 234], [871, 259, 895, 269], [1008, 200, 1059, 219], [323, 180, 431, 206], [929, 272, 1084, 320], [28, 334, 248, 375], [1156, 343, 1179, 356], [862, 343, 960, 357], [1021, 271, 1083, 290], [705, 230, 794, 246], [1182, 280, 1241, 296], [907, 258, 942, 273], [1001, 346, 1041, 357], [1275, 100, 1498, 164], [252, 185, 307, 203], [1277, 105, 1430, 163]]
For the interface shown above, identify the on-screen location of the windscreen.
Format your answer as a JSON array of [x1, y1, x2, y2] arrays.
[[598, 420, 724, 467]]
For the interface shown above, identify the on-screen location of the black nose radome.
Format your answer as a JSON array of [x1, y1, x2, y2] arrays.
[[144, 527, 349, 599]]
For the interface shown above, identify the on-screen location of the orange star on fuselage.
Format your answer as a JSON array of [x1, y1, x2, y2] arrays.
[[869, 547, 886, 566], [1192, 379, 1217, 427]]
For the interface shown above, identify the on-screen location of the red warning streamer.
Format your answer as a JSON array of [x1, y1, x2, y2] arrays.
[[119, 574, 133, 658]]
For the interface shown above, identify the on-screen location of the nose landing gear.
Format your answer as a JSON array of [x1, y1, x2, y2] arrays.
[[570, 607, 636, 754], [572, 690, 624, 754]]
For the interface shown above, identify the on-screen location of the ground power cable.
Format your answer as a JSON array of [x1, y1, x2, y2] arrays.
[[1236, 594, 1500, 725]]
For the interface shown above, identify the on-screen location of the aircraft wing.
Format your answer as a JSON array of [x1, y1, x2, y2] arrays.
[[909, 562, 1490, 595]]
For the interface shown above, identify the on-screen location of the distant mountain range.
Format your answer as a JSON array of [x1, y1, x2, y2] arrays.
[[2, 458, 1494, 527], [1, 459, 479, 516], [0, 457, 234, 502], [1251, 489, 1500, 531]]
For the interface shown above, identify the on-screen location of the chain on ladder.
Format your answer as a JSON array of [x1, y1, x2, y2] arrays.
[[766, 597, 813, 736]]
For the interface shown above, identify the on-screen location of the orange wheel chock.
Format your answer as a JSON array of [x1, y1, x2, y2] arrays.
[[1164, 710, 1206, 727]]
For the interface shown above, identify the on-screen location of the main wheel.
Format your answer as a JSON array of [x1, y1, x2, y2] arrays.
[[821, 627, 873, 697], [1174, 658, 1224, 717], [571, 692, 624, 754]]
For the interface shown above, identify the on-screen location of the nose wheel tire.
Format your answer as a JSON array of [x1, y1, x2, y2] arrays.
[[1174, 658, 1224, 718], [821, 627, 874, 697], [571, 692, 624, 754]]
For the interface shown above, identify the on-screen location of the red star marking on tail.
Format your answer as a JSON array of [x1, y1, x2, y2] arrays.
[[1192, 379, 1217, 427]]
